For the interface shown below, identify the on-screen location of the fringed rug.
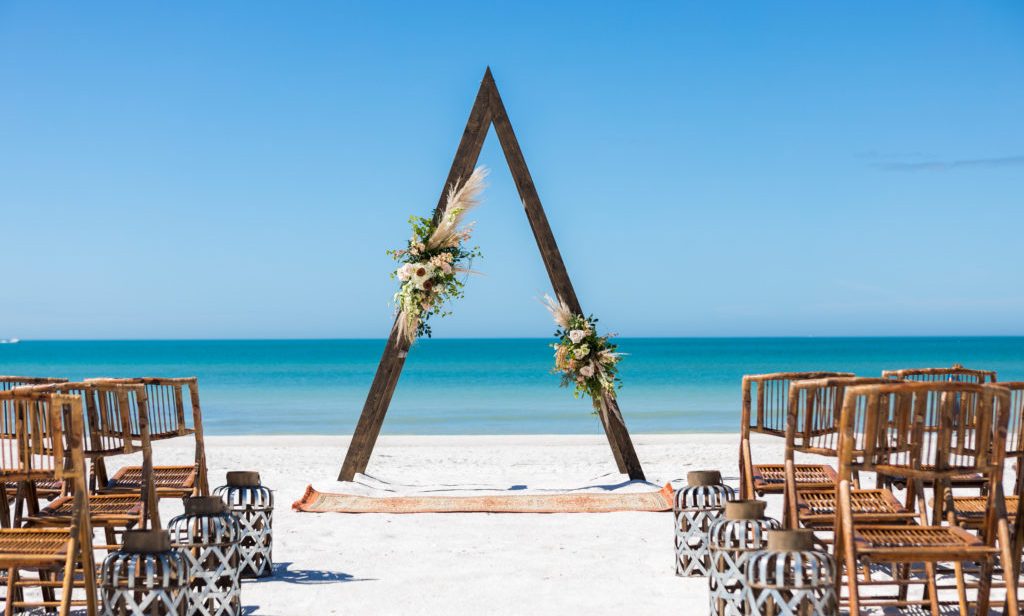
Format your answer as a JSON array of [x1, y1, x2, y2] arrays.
[[292, 483, 674, 514]]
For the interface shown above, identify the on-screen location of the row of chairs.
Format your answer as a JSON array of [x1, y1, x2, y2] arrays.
[[738, 365, 1022, 614], [0, 376, 208, 614]]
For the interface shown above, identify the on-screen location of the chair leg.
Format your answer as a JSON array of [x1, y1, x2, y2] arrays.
[[5, 567, 16, 614], [59, 547, 76, 616], [0, 492, 9, 529], [836, 481, 860, 613], [954, 560, 969, 615], [844, 551, 860, 615], [978, 556, 994, 616], [1000, 524, 1021, 616], [39, 567, 56, 608], [924, 561, 940, 616], [896, 562, 910, 603], [104, 525, 117, 551]]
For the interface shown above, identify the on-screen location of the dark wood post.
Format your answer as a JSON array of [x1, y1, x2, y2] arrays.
[[338, 72, 492, 481], [339, 68, 646, 481], [487, 74, 644, 480]]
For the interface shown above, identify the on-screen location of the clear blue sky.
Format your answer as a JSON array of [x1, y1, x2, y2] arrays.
[[2, 2, 1021, 339]]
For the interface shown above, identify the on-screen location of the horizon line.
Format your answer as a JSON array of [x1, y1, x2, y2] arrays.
[[7, 334, 1024, 343]]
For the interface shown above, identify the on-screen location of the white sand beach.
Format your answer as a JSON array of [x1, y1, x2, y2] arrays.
[[135, 433, 778, 615]]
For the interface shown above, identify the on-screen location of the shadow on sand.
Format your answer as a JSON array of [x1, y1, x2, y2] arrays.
[[252, 562, 376, 585]]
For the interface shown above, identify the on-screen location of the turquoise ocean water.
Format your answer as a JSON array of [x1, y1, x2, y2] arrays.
[[2, 338, 1022, 435]]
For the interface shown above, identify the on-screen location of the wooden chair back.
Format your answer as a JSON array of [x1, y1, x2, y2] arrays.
[[34, 382, 160, 527], [742, 372, 856, 439], [0, 390, 97, 613], [882, 364, 997, 383], [739, 371, 853, 497], [30, 382, 137, 458], [784, 376, 892, 459], [0, 376, 68, 391], [837, 381, 1009, 528], [995, 382, 1024, 462], [781, 376, 890, 525], [86, 377, 208, 495]]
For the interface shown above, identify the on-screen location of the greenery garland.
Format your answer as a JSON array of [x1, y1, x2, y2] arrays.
[[545, 295, 622, 407], [388, 167, 487, 343]]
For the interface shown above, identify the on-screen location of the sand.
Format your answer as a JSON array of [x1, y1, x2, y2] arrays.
[[132, 433, 783, 615], [131, 433, 1013, 615]]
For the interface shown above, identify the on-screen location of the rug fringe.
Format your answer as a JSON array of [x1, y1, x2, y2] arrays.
[[291, 484, 318, 512]]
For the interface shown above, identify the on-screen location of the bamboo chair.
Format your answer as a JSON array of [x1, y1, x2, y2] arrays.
[[833, 381, 1018, 615], [739, 371, 853, 499], [87, 377, 209, 498], [0, 378, 68, 504], [0, 390, 98, 615], [881, 365, 998, 495], [947, 382, 1024, 600], [24, 382, 159, 540], [782, 377, 916, 532], [948, 382, 1024, 528]]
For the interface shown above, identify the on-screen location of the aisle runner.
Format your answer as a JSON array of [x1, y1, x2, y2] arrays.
[[292, 483, 674, 514]]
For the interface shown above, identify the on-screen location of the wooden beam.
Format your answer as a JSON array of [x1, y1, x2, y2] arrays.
[[487, 73, 645, 481], [338, 71, 493, 481], [339, 68, 646, 482]]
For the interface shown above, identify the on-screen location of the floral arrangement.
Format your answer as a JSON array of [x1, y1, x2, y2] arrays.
[[389, 167, 488, 344], [544, 294, 622, 406]]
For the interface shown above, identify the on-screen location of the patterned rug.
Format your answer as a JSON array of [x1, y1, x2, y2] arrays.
[[292, 483, 674, 514]]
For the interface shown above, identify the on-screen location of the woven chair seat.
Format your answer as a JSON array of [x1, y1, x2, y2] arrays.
[[104, 465, 195, 498], [796, 489, 916, 527], [29, 494, 143, 528], [853, 524, 990, 558], [752, 463, 837, 494], [0, 528, 70, 565], [949, 495, 1018, 529], [4, 479, 63, 498]]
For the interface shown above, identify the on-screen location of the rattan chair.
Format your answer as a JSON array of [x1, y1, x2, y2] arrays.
[[739, 371, 853, 499], [0, 378, 68, 506], [87, 377, 209, 498], [25, 382, 158, 539], [833, 381, 1018, 615], [880, 366, 1000, 497], [0, 390, 98, 615], [782, 376, 915, 531], [946, 381, 1024, 599]]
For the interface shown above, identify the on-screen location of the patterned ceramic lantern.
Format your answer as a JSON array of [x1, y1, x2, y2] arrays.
[[168, 496, 241, 616], [214, 471, 274, 578], [101, 530, 189, 616], [674, 470, 735, 577], [708, 500, 781, 616], [746, 529, 838, 616]]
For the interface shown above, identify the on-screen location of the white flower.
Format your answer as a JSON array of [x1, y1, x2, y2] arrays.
[[410, 263, 435, 290], [579, 364, 595, 378], [573, 344, 590, 360], [568, 329, 587, 344], [396, 263, 416, 281]]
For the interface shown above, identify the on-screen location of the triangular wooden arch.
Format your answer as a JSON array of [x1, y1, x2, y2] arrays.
[[339, 68, 645, 481]]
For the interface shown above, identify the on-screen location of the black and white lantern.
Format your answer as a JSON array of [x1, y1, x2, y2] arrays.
[[214, 471, 274, 578], [100, 530, 189, 616], [708, 500, 781, 616], [745, 529, 838, 616], [674, 470, 735, 577], [168, 496, 241, 616]]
